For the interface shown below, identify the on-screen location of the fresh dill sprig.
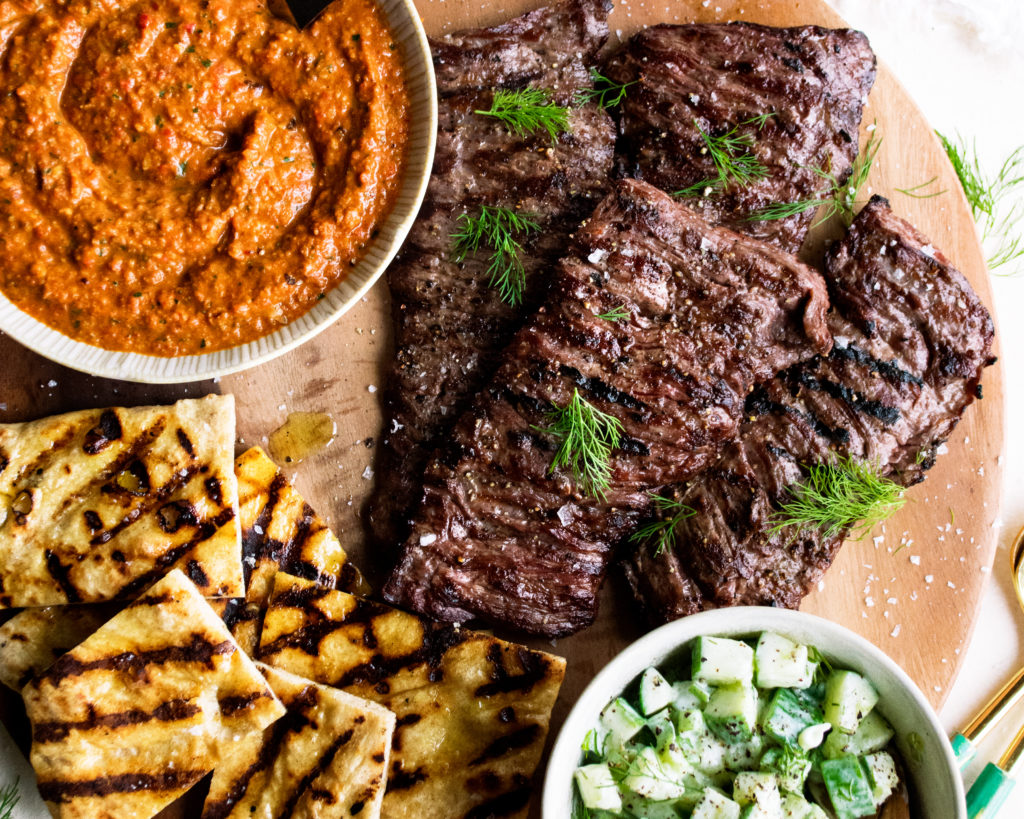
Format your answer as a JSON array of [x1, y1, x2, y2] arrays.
[[674, 114, 773, 198], [574, 68, 636, 109], [475, 87, 570, 143], [749, 128, 881, 227], [896, 175, 946, 199], [937, 133, 1024, 272], [451, 206, 540, 306], [0, 779, 18, 819], [535, 388, 623, 499], [770, 455, 906, 541], [807, 646, 833, 683], [595, 304, 630, 322], [630, 492, 697, 556]]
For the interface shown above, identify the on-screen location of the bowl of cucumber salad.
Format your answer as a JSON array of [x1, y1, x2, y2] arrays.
[[544, 607, 964, 819]]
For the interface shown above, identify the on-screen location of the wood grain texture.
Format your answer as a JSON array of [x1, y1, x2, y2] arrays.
[[0, 1, 1004, 816]]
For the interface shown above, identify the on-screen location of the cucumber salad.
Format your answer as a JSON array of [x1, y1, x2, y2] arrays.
[[573, 632, 904, 819]]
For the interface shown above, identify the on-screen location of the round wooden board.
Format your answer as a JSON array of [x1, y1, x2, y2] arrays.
[[0, 0, 1004, 815]]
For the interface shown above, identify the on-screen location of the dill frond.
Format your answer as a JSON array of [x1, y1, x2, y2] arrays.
[[896, 176, 946, 199], [0, 779, 18, 819], [749, 126, 880, 226], [771, 455, 906, 541], [595, 304, 630, 322], [630, 492, 697, 556], [938, 133, 1024, 272], [451, 206, 540, 306], [535, 389, 623, 499], [475, 87, 570, 143], [674, 115, 773, 198], [574, 68, 636, 109]]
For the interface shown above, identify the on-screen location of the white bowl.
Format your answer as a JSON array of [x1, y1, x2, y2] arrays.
[[543, 606, 965, 818], [0, 0, 436, 384]]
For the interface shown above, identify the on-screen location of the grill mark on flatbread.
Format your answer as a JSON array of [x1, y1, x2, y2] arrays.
[[219, 599, 260, 632], [240, 472, 286, 586], [83, 410, 124, 455], [40, 634, 234, 686], [188, 559, 210, 587], [387, 765, 427, 791], [205, 477, 223, 505], [32, 698, 200, 743], [274, 728, 355, 817], [219, 691, 273, 717], [44, 549, 81, 603], [12, 426, 76, 487], [202, 686, 321, 819], [461, 778, 532, 819], [90, 463, 201, 545], [176, 428, 195, 456], [55, 419, 171, 519], [38, 770, 208, 803], [475, 644, 554, 698], [115, 507, 236, 597], [470, 725, 542, 765]]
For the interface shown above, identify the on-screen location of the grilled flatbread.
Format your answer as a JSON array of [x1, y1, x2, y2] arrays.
[[0, 604, 118, 691], [0, 395, 243, 608], [226, 447, 369, 654], [258, 573, 566, 819], [23, 569, 285, 819], [202, 663, 394, 819]]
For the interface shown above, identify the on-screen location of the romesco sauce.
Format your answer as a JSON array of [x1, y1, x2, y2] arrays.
[[0, 0, 408, 355]]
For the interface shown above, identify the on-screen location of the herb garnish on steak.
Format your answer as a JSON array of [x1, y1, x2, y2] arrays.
[[367, 0, 617, 555], [383, 180, 832, 637], [604, 22, 877, 253], [624, 196, 995, 623]]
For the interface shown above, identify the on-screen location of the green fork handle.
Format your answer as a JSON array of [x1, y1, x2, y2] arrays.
[[966, 721, 1024, 818], [955, 666, 1024, 771]]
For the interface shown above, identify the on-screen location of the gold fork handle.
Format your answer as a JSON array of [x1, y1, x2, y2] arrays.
[[962, 665, 1024, 746]]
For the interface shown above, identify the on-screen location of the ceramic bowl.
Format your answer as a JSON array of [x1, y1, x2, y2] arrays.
[[0, 0, 435, 384], [543, 606, 965, 818]]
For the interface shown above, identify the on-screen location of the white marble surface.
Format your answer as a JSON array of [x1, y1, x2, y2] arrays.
[[832, 0, 1024, 811], [3, 1, 1024, 816]]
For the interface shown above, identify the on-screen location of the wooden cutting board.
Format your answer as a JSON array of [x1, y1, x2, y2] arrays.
[[0, 0, 1003, 814]]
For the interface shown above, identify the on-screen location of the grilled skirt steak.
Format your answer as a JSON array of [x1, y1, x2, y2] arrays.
[[383, 179, 832, 637], [604, 23, 877, 253], [624, 196, 995, 622], [367, 0, 616, 554]]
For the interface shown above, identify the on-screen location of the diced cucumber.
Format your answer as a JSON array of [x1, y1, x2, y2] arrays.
[[691, 679, 715, 705], [624, 746, 689, 801], [821, 710, 894, 759], [723, 734, 763, 771], [640, 667, 676, 715], [674, 706, 706, 735], [733, 771, 781, 812], [780, 793, 829, 819], [649, 709, 677, 753], [762, 687, 824, 746], [693, 636, 755, 686], [601, 696, 647, 750], [621, 791, 689, 819], [672, 681, 705, 711], [706, 683, 758, 743], [739, 805, 783, 819], [759, 747, 811, 793], [692, 787, 742, 819], [574, 763, 622, 812], [863, 751, 898, 803], [824, 670, 879, 735], [821, 757, 876, 819], [696, 733, 731, 774], [755, 633, 812, 689]]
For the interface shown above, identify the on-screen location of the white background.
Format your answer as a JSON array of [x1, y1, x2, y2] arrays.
[[3, 0, 1024, 815], [829, 0, 1024, 812]]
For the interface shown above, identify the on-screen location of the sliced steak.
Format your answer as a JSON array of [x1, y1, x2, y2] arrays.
[[383, 179, 831, 637], [624, 196, 995, 622], [367, 0, 616, 554], [604, 23, 877, 253]]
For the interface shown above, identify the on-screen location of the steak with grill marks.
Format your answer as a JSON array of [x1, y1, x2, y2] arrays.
[[367, 0, 616, 555], [624, 196, 995, 622], [603, 22, 877, 253], [382, 179, 832, 637]]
